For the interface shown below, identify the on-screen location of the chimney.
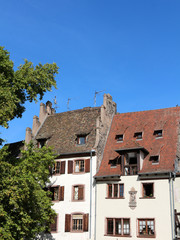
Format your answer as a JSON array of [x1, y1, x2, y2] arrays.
[[46, 101, 53, 115], [39, 103, 47, 124], [32, 115, 40, 137], [24, 127, 32, 149]]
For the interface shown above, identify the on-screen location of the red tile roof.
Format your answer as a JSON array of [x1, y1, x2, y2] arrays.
[[96, 107, 180, 177]]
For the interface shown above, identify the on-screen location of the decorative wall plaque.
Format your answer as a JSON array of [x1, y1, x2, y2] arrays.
[[129, 187, 137, 210]]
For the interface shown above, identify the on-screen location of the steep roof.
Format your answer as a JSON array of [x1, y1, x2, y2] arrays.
[[36, 107, 101, 155], [5, 140, 24, 158], [96, 107, 180, 177]]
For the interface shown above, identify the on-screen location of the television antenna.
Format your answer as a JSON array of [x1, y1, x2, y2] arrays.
[[94, 90, 104, 107], [53, 96, 59, 112], [67, 98, 71, 111]]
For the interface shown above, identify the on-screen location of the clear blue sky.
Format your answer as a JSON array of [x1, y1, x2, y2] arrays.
[[1, 0, 180, 144]]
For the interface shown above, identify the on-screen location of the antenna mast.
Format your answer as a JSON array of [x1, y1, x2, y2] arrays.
[[94, 90, 104, 107], [67, 98, 71, 110]]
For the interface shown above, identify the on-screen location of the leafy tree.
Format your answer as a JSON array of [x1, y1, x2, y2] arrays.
[[0, 143, 56, 240], [0, 47, 59, 239], [0, 46, 59, 128]]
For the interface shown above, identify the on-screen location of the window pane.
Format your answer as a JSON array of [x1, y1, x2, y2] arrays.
[[123, 219, 130, 235], [75, 161, 79, 172], [108, 184, 112, 198], [79, 160, 84, 172], [114, 184, 118, 197], [107, 219, 113, 234], [119, 184, 124, 197], [115, 219, 121, 235], [56, 162, 61, 174], [74, 186, 78, 200]]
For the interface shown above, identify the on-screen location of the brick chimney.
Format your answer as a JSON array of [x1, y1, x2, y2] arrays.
[[39, 103, 47, 124], [32, 115, 40, 137]]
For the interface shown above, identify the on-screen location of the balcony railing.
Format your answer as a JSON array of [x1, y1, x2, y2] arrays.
[[124, 165, 138, 176]]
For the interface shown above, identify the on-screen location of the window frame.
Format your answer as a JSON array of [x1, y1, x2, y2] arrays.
[[116, 134, 123, 142], [153, 129, 163, 138], [141, 183, 154, 199], [74, 159, 85, 173], [149, 155, 159, 165], [77, 135, 86, 145], [72, 185, 85, 201], [106, 218, 130, 237], [107, 183, 124, 199], [134, 132, 143, 140], [137, 218, 155, 237]]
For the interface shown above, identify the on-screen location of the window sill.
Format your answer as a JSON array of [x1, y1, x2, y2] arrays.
[[105, 234, 131, 237], [139, 197, 155, 199], [137, 235, 155, 238], [106, 197, 125, 199], [72, 199, 85, 202]]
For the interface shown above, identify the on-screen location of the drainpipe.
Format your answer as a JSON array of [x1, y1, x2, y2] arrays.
[[169, 172, 174, 240], [172, 172, 176, 240], [89, 149, 95, 240], [94, 178, 97, 240]]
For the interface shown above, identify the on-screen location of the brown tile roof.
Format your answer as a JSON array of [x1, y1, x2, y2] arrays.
[[96, 107, 180, 177], [6, 140, 24, 158], [36, 107, 101, 155]]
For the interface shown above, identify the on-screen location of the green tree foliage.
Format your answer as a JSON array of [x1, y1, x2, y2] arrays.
[[0, 46, 59, 128], [0, 47, 58, 239], [0, 143, 56, 240]]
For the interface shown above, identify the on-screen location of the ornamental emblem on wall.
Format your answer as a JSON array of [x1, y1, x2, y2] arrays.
[[129, 187, 137, 210]]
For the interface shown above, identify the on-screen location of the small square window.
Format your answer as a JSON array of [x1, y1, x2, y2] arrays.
[[150, 155, 159, 164], [134, 132, 142, 140], [154, 130, 162, 138], [107, 218, 130, 236], [116, 134, 123, 142], [142, 183, 154, 198], [72, 215, 83, 231], [77, 135, 86, 145]]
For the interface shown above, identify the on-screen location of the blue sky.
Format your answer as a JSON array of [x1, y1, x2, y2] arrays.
[[1, 0, 180, 144]]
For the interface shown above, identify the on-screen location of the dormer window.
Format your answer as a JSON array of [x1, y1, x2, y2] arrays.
[[134, 132, 142, 140], [150, 155, 159, 164], [154, 130, 162, 138], [116, 134, 123, 142], [37, 139, 46, 148], [77, 135, 86, 145]]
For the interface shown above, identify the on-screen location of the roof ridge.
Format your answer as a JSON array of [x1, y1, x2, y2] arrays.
[[116, 106, 180, 116]]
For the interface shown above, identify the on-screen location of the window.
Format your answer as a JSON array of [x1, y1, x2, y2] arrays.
[[134, 132, 142, 140], [65, 213, 89, 232], [109, 157, 120, 168], [52, 161, 65, 175], [72, 215, 83, 231], [154, 130, 162, 138], [77, 135, 86, 145], [68, 159, 90, 174], [107, 218, 130, 236], [149, 155, 159, 164], [138, 219, 155, 237], [73, 185, 84, 201], [123, 152, 139, 176], [37, 139, 46, 148], [74, 160, 84, 173], [50, 186, 64, 201], [50, 186, 59, 201], [142, 183, 154, 198], [107, 184, 124, 198], [116, 134, 123, 142]]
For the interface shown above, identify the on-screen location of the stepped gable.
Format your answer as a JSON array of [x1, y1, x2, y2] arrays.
[[36, 107, 101, 155], [96, 107, 180, 177]]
